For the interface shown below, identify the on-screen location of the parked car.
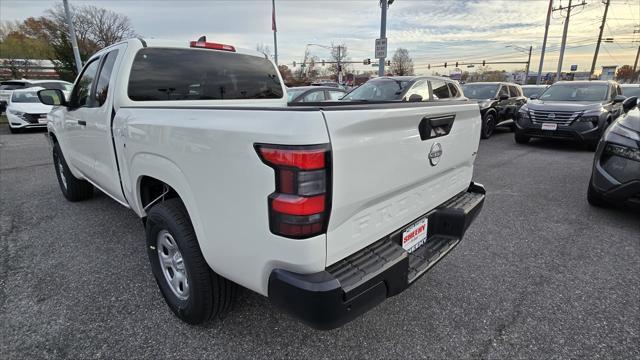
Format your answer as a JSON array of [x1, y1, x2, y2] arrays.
[[341, 76, 464, 102], [38, 37, 485, 330], [287, 86, 346, 102], [514, 80, 625, 150], [0, 80, 72, 113], [461, 82, 526, 139], [5, 87, 52, 133], [621, 83, 640, 98], [522, 84, 549, 99], [587, 96, 639, 207]]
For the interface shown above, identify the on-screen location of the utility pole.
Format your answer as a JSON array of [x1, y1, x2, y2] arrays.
[[378, 0, 389, 77], [272, 0, 278, 65], [633, 45, 640, 81], [554, 0, 585, 82], [537, 0, 553, 85], [337, 45, 343, 84], [590, 0, 610, 77], [525, 45, 532, 85], [63, 0, 82, 75]]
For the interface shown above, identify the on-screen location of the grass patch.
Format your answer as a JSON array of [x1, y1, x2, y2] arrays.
[[0, 115, 6, 124]]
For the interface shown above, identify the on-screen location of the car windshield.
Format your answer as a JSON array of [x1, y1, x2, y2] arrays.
[[621, 86, 640, 98], [11, 91, 40, 103], [539, 84, 608, 101], [342, 79, 409, 101], [522, 87, 546, 98], [461, 84, 498, 99], [35, 82, 72, 91], [286, 88, 307, 102]]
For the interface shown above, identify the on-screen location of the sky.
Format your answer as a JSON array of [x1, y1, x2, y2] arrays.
[[1, 0, 639, 76]]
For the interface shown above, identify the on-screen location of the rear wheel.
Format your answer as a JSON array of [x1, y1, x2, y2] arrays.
[[587, 178, 608, 207], [481, 112, 496, 139], [53, 142, 94, 201], [514, 132, 530, 144], [146, 198, 236, 324]]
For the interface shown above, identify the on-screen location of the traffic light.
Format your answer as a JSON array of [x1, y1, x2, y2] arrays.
[[293, 61, 296, 67], [363, 58, 371, 65], [337, 65, 342, 72], [444, 62, 447, 68], [482, 60, 486, 66], [386, 60, 391, 66], [455, 62, 458, 67], [322, 60, 325, 66], [428, 64, 431, 70]]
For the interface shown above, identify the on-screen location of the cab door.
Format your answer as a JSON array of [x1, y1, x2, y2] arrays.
[[62, 58, 102, 178], [78, 46, 127, 203], [496, 85, 510, 120]]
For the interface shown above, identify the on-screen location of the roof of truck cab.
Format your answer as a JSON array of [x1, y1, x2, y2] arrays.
[[135, 38, 266, 58]]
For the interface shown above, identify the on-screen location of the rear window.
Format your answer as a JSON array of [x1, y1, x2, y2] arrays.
[[34, 82, 72, 91], [128, 48, 283, 101], [11, 91, 40, 103], [0, 82, 29, 90]]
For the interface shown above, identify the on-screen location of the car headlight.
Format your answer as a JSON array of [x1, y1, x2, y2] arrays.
[[577, 111, 602, 123], [8, 109, 24, 116], [609, 122, 640, 142]]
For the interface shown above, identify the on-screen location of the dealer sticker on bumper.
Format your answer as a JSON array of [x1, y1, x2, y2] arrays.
[[402, 217, 428, 253], [542, 123, 557, 131]]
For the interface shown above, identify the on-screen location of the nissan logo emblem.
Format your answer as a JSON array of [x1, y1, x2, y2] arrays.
[[548, 113, 556, 119], [429, 143, 442, 166]]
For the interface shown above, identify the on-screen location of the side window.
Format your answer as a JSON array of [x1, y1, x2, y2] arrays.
[[328, 91, 345, 100], [447, 82, 460, 98], [302, 91, 326, 102], [508, 85, 519, 97], [431, 80, 450, 100], [498, 85, 509, 98], [71, 59, 100, 108], [404, 80, 429, 101], [94, 50, 119, 107]]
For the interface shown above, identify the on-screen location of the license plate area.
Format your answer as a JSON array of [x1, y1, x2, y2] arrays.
[[389, 215, 430, 253], [541, 123, 557, 131]]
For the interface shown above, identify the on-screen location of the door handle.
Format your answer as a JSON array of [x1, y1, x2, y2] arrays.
[[77, 120, 86, 126], [419, 114, 456, 140]]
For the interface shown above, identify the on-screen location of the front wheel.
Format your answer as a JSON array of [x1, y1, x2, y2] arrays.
[[587, 179, 608, 207], [8, 126, 19, 134], [53, 142, 94, 201], [146, 199, 236, 324], [481, 112, 496, 139], [514, 132, 530, 144]]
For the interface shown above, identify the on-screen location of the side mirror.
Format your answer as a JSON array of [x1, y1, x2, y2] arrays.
[[613, 95, 626, 104], [499, 94, 509, 101], [530, 94, 539, 100], [38, 89, 67, 106], [408, 94, 423, 102], [622, 96, 638, 113]]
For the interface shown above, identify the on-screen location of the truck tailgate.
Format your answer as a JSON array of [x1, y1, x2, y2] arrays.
[[322, 102, 481, 265]]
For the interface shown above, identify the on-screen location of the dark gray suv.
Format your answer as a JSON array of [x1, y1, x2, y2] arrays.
[[514, 80, 625, 150]]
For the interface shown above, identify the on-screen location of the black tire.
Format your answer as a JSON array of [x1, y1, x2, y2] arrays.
[[146, 198, 236, 325], [508, 122, 517, 132], [481, 112, 496, 139], [53, 142, 94, 201], [514, 132, 530, 144], [587, 179, 609, 207]]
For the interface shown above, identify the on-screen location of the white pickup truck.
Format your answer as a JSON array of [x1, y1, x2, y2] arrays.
[[38, 37, 485, 330]]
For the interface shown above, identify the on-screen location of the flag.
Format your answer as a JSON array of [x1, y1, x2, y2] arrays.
[[272, 0, 277, 32]]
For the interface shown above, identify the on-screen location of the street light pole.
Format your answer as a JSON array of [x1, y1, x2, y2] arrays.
[[378, 0, 388, 77], [525, 45, 532, 85], [63, 0, 82, 75]]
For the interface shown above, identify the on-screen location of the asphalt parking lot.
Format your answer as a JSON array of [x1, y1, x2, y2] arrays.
[[1, 125, 638, 359]]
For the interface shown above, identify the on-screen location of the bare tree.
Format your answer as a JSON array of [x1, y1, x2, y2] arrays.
[[390, 48, 414, 76], [328, 43, 350, 79], [256, 43, 272, 60]]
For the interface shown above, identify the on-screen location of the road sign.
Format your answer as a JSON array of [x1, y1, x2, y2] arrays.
[[375, 38, 387, 59], [570, 64, 578, 71]]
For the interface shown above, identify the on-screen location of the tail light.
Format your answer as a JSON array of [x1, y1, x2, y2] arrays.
[[255, 144, 331, 239], [189, 40, 236, 52]]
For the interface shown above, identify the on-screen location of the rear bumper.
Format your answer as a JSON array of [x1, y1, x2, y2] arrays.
[[268, 182, 485, 330]]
